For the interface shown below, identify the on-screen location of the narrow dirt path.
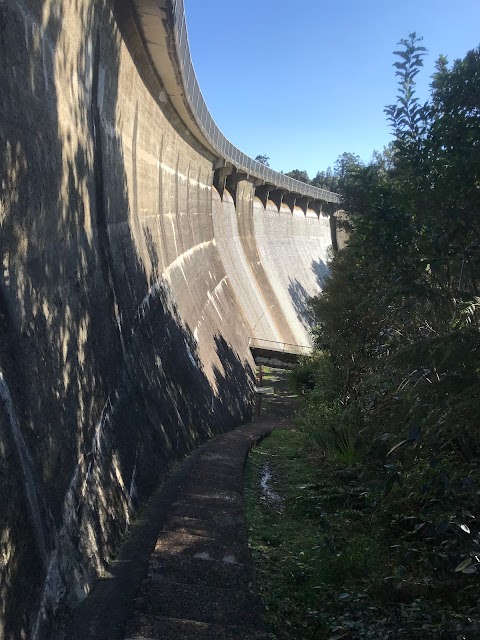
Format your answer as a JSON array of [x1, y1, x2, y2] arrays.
[[124, 419, 284, 640], [54, 416, 289, 640]]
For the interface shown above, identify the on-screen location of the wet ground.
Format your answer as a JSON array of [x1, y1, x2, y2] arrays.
[[259, 462, 285, 512], [254, 366, 298, 419]]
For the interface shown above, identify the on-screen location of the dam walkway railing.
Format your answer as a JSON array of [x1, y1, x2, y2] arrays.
[[169, 0, 340, 204]]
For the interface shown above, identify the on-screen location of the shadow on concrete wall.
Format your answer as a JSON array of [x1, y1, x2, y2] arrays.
[[0, 3, 252, 639], [287, 259, 328, 332], [311, 258, 329, 289], [287, 279, 314, 330]]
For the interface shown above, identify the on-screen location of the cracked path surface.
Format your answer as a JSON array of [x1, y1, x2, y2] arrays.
[[53, 418, 280, 640]]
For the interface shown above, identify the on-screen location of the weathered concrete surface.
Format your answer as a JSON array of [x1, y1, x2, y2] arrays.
[[211, 188, 281, 345], [214, 185, 332, 348], [0, 1, 335, 638], [0, 2, 253, 639], [253, 200, 331, 345], [51, 420, 278, 640], [233, 182, 297, 345]]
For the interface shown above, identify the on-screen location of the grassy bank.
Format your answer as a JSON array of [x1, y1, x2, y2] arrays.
[[245, 429, 388, 640], [245, 426, 480, 639]]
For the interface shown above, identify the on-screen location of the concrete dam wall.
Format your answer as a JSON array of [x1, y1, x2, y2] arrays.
[[0, 1, 339, 638]]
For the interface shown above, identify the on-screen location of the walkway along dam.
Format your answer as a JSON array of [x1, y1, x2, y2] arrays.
[[0, 1, 341, 637]]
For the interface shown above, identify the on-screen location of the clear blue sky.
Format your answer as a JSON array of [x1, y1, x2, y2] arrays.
[[184, 0, 480, 178]]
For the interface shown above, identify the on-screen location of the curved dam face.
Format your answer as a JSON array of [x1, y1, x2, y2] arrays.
[[0, 1, 338, 638], [253, 200, 332, 345]]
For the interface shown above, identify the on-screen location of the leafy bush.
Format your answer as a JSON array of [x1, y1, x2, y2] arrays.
[[249, 33, 480, 640], [306, 34, 480, 465], [293, 353, 363, 464]]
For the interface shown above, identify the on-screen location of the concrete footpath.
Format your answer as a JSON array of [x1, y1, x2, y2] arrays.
[[54, 418, 281, 640]]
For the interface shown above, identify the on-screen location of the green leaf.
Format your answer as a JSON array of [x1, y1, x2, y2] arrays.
[[454, 557, 472, 572], [386, 439, 410, 456]]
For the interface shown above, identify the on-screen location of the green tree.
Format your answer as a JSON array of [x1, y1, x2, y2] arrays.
[[334, 152, 362, 181], [293, 37, 480, 638], [255, 154, 270, 166], [311, 153, 363, 193], [311, 167, 338, 191], [284, 169, 310, 184], [309, 34, 480, 458]]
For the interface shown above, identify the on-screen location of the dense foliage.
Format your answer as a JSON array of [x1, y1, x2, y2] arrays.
[[283, 152, 362, 192], [288, 34, 480, 637], [310, 33, 480, 462], [255, 154, 271, 166]]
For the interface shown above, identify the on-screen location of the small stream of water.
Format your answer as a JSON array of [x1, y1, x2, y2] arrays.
[[260, 462, 284, 511]]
